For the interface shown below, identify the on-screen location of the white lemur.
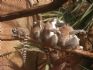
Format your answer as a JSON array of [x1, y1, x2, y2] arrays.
[[32, 18, 84, 50], [32, 18, 60, 49], [32, 20, 43, 43], [58, 24, 83, 50], [12, 27, 29, 39], [40, 18, 59, 48]]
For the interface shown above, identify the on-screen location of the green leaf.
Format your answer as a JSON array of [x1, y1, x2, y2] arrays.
[[72, 3, 93, 29]]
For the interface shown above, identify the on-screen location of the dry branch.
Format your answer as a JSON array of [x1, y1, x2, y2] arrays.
[[1, 37, 93, 59], [0, 0, 68, 22], [66, 49, 93, 58]]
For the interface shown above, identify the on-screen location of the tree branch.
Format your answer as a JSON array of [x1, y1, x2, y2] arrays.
[[1, 36, 93, 59], [66, 49, 93, 59], [0, 0, 68, 22]]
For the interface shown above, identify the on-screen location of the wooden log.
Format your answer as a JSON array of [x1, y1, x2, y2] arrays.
[[0, 0, 68, 22], [66, 49, 93, 59], [1, 36, 93, 59]]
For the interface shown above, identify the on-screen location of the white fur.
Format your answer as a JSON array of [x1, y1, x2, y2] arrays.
[[51, 18, 57, 29], [49, 18, 57, 37], [65, 35, 80, 48], [59, 20, 65, 24]]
